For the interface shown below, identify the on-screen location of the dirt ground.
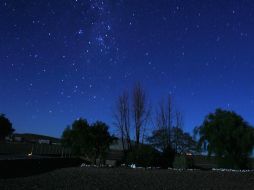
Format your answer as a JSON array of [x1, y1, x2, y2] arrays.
[[0, 167, 254, 190]]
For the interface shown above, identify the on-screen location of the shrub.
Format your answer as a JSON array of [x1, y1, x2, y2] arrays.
[[126, 145, 160, 167], [159, 145, 176, 168], [173, 155, 193, 169]]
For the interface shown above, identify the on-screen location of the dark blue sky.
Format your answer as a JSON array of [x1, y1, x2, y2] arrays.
[[1, 0, 254, 137]]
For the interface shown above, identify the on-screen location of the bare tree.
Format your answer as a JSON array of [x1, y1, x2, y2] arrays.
[[132, 83, 149, 146], [173, 110, 184, 153], [141, 104, 151, 144], [155, 95, 174, 151], [114, 91, 131, 151]]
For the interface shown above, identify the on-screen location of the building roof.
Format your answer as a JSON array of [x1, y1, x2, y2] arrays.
[[13, 133, 61, 144]]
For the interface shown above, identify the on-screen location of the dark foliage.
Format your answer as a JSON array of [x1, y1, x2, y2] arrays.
[[126, 145, 160, 167], [147, 129, 169, 152], [0, 114, 15, 141], [195, 109, 254, 169], [171, 127, 197, 154], [61, 118, 115, 163], [147, 127, 197, 168], [90, 121, 116, 163], [61, 118, 92, 156], [159, 145, 176, 168], [148, 127, 197, 154]]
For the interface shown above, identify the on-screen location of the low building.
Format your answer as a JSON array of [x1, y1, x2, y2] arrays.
[[104, 139, 133, 166], [12, 133, 61, 145]]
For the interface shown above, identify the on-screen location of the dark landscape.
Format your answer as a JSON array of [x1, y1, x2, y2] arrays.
[[1, 0, 254, 189], [1, 167, 254, 190]]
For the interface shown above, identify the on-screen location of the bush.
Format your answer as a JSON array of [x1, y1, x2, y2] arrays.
[[126, 145, 160, 167], [159, 146, 176, 168], [173, 155, 193, 169]]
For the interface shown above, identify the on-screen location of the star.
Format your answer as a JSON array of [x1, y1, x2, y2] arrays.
[[78, 29, 84, 35]]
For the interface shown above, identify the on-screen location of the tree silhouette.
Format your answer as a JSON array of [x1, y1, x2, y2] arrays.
[[61, 118, 93, 156], [132, 83, 149, 146], [114, 91, 131, 151], [90, 121, 116, 164], [0, 114, 15, 141], [61, 118, 115, 164], [171, 127, 197, 154], [155, 95, 174, 152], [195, 109, 254, 169]]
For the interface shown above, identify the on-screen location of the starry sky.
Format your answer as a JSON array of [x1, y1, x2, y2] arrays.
[[1, 0, 254, 138]]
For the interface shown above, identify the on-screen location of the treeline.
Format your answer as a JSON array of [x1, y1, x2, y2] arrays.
[[112, 83, 254, 169], [113, 83, 197, 168], [1, 83, 254, 169]]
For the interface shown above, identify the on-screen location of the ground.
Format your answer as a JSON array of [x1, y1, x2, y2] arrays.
[[0, 167, 254, 190]]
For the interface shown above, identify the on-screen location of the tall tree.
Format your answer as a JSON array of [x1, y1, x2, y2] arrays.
[[132, 83, 149, 146], [155, 95, 174, 151], [173, 110, 183, 153], [114, 91, 131, 151], [195, 109, 254, 169], [0, 114, 15, 141]]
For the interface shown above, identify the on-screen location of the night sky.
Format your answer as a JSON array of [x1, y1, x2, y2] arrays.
[[1, 0, 254, 138]]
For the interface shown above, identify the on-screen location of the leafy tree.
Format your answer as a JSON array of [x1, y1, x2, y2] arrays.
[[147, 128, 168, 152], [171, 127, 197, 154], [148, 127, 196, 168], [0, 114, 15, 141], [195, 109, 254, 169], [62, 118, 93, 157], [62, 118, 115, 164], [148, 127, 196, 154], [90, 121, 116, 164]]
